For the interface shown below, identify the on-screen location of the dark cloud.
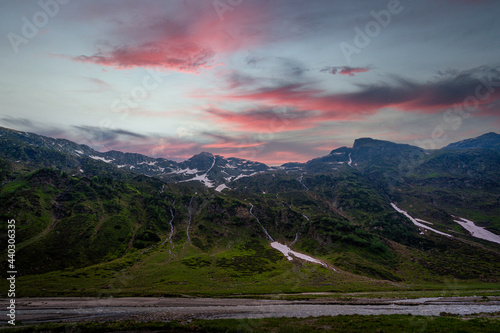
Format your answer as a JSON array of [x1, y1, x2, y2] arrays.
[[320, 66, 370, 76], [274, 57, 309, 77], [220, 66, 500, 120], [85, 77, 112, 91], [74, 126, 147, 140], [1, 117, 37, 129], [0, 117, 69, 139], [70, 126, 148, 151], [205, 106, 318, 132]]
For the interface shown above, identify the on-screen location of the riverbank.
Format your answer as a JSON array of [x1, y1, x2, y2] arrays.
[[1, 296, 499, 325]]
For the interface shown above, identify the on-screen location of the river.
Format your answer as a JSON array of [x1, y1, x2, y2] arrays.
[[3, 297, 499, 324]]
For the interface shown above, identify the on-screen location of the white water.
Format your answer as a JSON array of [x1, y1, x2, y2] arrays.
[[186, 197, 194, 244], [348, 153, 352, 167], [161, 200, 176, 245], [454, 217, 500, 244], [249, 204, 274, 242], [298, 174, 309, 191], [12, 297, 500, 322], [287, 214, 309, 247], [390, 203, 452, 238]]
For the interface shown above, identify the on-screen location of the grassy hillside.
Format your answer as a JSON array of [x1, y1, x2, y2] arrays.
[[1, 155, 499, 297]]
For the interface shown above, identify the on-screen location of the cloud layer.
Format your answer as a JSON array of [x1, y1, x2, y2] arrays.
[[320, 66, 371, 76], [2, 0, 500, 164]]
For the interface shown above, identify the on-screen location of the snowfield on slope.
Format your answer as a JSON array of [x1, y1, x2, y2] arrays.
[[390, 203, 452, 238], [89, 155, 114, 163], [271, 242, 333, 269], [215, 184, 229, 192], [454, 217, 500, 244], [179, 156, 216, 188]]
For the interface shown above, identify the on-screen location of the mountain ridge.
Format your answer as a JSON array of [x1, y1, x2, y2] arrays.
[[2, 126, 498, 168], [442, 132, 500, 151], [1, 126, 500, 297]]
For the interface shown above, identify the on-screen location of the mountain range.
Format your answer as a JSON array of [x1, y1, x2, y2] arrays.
[[1, 127, 500, 297]]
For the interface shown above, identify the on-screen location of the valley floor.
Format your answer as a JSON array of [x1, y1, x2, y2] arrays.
[[2, 296, 499, 325]]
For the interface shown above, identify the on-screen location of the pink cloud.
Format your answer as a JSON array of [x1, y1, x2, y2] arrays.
[[206, 67, 500, 128], [72, 43, 215, 72], [320, 66, 371, 76], [64, 3, 268, 72], [204, 106, 318, 133]]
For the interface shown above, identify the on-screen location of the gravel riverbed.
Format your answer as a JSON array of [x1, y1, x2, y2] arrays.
[[1, 296, 499, 324]]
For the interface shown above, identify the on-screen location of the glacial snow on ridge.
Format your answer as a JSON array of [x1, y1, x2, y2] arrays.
[[181, 173, 214, 188], [233, 172, 260, 181], [137, 161, 157, 166], [179, 155, 216, 188], [170, 168, 199, 175], [89, 155, 114, 163]]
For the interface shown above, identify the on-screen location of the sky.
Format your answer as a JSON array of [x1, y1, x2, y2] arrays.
[[1, 0, 499, 165]]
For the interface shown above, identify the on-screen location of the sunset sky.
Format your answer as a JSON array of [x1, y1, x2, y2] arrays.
[[1, 0, 499, 165]]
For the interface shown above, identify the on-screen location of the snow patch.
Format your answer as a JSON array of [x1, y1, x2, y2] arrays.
[[391, 203, 452, 238], [233, 172, 260, 181], [89, 155, 114, 163], [75, 150, 83, 155], [454, 217, 500, 244], [181, 173, 214, 188], [415, 218, 433, 225], [215, 184, 229, 192], [137, 161, 157, 166], [171, 168, 199, 175], [271, 242, 332, 269]]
